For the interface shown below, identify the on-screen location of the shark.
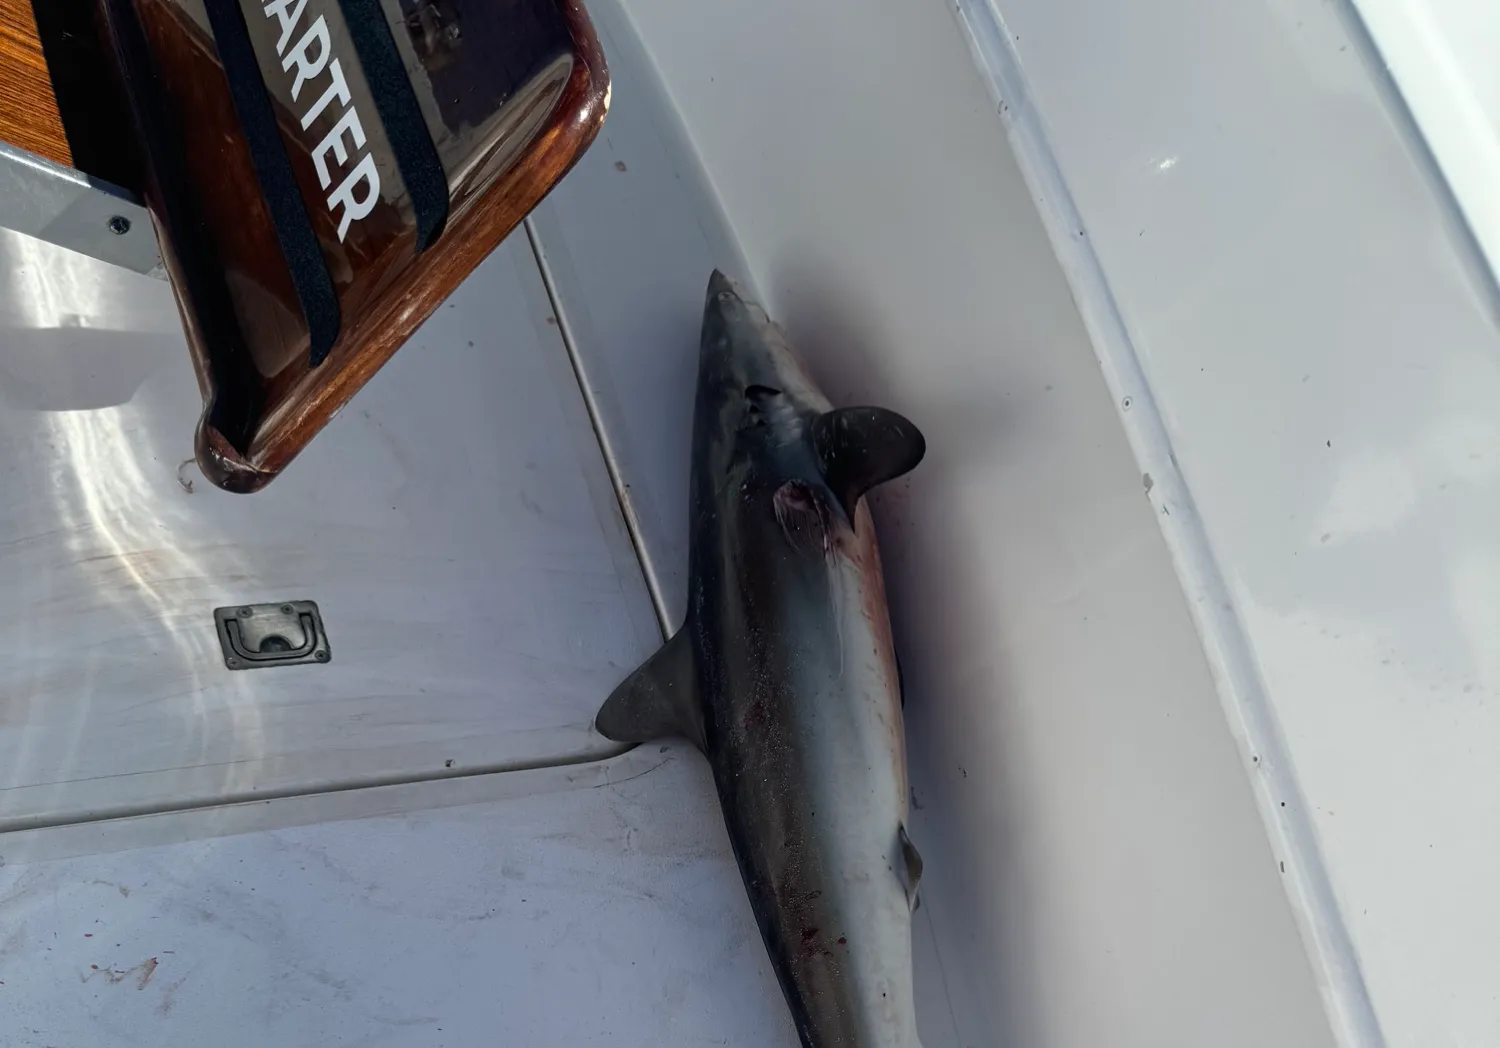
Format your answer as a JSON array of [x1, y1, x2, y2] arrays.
[[596, 271, 928, 1047]]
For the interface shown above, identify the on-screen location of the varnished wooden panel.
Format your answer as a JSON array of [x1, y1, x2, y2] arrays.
[[0, 0, 69, 164], [100, 0, 609, 491]]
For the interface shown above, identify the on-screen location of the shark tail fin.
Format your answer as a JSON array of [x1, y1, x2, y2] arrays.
[[595, 628, 705, 751], [811, 407, 926, 521]]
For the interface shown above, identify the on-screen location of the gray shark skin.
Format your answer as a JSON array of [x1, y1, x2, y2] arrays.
[[596, 271, 927, 1048]]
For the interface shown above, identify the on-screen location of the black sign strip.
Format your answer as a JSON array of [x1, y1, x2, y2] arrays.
[[337, 0, 449, 252], [202, 0, 342, 369], [99, 0, 264, 446]]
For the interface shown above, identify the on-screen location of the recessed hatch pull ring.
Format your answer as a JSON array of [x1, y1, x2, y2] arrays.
[[215, 602, 332, 670]]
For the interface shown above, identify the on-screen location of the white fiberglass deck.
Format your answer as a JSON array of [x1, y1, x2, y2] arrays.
[[0, 229, 658, 829], [950, 0, 1500, 1044], [0, 0, 1370, 1045]]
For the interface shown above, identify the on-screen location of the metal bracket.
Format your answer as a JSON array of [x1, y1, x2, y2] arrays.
[[214, 601, 332, 670], [0, 142, 162, 277]]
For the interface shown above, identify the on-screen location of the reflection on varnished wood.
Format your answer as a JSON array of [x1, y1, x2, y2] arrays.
[[32, 0, 143, 190], [0, 0, 69, 163], [137, 0, 306, 378], [106, 0, 604, 491]]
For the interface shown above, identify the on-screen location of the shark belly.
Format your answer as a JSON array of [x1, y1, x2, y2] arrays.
[[706, 503, 921, 1048]]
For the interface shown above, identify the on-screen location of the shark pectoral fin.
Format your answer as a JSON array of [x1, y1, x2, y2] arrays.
[[594, 629, 705, 751], [811, 407, 927, 521], [898, 823, 924, 911]]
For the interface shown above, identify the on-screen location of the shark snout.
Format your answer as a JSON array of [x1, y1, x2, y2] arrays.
[[707, 268, 740, 301], [700, 272, 831, 413]]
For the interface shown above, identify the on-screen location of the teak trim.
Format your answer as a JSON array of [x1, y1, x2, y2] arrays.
[[114, 0, 609, 493]]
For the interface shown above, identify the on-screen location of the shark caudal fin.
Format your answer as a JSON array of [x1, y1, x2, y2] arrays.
[[595, 630, 705, 751], [811, 407, 926, 521]]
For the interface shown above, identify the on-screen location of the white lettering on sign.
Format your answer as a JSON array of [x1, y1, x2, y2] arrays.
[[329, 155, 381, 240], [263, 0, 308, 53], [300, 58, 350, 130], [282, 16, 332, 101], [312, 107, 365, 188], [263, 0, 380, 243]]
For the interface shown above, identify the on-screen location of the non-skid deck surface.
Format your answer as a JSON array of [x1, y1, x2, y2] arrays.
[[0, 751, 803, 1047]]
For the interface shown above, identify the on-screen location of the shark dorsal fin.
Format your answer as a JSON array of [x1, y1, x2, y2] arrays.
[[811, 407, 926, 521], [595, 629, 705, 751]]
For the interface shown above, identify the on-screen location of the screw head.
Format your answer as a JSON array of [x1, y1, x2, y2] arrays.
[[315, 650, 330, 663], [226, 657, 240, 668], [280, 604, 293, 615], [238, 606, 254, 617], [107, 215, 131, 236]]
